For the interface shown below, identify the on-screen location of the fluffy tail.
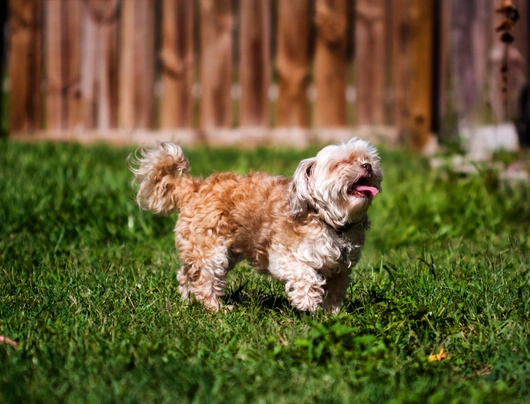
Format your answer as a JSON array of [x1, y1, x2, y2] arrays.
[[128, 142, 194, 215]]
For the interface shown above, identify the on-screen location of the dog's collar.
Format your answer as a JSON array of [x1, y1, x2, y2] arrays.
[[306, 207, 368, 235], [334, 221, 357, 235], [335, 214, 371, 235]]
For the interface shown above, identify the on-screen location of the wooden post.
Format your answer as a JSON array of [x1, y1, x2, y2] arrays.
[[354, 0, 386, 126], [409, 0, 434, 151], [200, 0, 233, 129], [8, 0, 43, 133], [239, 0, 270, 127], [81, 0, 119, 130], [160, 0, 194, 129], [276, 0, 310, 127], [119, 0, 155, 130], [45, 0, 81, 130], [314, 0, 348, 127]]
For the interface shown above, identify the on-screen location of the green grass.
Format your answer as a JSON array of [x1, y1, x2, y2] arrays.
[[1, 140, 529, 403]]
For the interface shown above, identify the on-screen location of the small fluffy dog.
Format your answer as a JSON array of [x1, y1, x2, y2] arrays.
[[129, 138, 383, 313]]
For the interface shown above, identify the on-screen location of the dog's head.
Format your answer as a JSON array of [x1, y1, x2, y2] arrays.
[[290, 138, 383, 229]]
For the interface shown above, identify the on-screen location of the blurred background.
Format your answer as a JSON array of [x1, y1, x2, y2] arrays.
[[2, 0, 529, 152]]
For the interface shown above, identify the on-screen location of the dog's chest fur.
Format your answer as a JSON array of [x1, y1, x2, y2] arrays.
[[290, 221, 365, 277]]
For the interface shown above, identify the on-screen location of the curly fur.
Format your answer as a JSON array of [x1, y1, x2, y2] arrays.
[[129, 138, 383, 313]]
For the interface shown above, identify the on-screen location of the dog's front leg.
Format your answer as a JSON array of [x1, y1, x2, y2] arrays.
[[323, 270, 351, 314], [268, 252, 326, 312]]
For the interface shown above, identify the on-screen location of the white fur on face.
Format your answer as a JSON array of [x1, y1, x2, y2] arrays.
[[290, 138, 383, 229]]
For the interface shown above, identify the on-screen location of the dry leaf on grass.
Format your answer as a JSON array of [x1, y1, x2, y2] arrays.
[[428, 348, 447, 362]]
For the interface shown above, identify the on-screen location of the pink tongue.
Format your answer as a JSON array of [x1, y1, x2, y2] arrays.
[[356, 185, 379, 197]]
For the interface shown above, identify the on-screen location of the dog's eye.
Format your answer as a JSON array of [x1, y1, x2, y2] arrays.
[[330, 160, 349, 172]]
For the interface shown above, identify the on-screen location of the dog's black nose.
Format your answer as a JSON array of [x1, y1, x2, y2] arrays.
[[361, 163, 372, 173]]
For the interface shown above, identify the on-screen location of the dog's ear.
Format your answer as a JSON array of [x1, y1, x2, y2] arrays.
[[289, 157, 317, 218]]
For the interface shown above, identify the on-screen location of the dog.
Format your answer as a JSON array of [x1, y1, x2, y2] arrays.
[[128, 138, 383, 313]]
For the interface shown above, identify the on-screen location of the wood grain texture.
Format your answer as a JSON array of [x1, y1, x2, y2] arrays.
[[200, 0, 233, 129], [355, 0, 386, 126], [409, 0, 434, 151], [276, 0, 310, 127], [239, 0, 270, 127], [118, 0, 155, 129], [81, 0, 119, 130], [314, 0, 348, 127], [8, 0, 43, 133], [160, 0, 194, 129]]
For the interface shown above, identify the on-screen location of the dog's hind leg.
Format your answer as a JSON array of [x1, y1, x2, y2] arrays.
[[177, 244, 232, 312]]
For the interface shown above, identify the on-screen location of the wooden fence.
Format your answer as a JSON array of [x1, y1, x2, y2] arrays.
[[6, 0, 530, 151]]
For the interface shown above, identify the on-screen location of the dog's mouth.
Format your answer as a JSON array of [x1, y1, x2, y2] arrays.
[[347, 178, 379, 199]]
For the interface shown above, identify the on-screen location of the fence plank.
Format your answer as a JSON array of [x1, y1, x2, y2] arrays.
[[431, 0, 449, 137], [45, 0, 81, 131], [513, 0, 529, 68], [45, 0, 64, 130], [391, 0, 411, 132], [81, 0, 119, 130], [65, 0, 82, 130], [200, 0, 233, 129], [408, 0, 434, 151], [490, 0, 527, 121], [314, 0, 348, 127], [119, 0, 155, 130], [276, 0, 310, 127], [160, 0, 194, 129], [118, 0, 135, 129], [355, 0, 386, 126], [451, 0, 488, 125], [8, 0, 43, 133], [239, 0, 270, 127]]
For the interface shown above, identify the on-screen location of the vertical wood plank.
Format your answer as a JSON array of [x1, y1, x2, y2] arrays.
[[409, 0, 434, 151], [65, 0, 82, 130], [45, 0, 64, 130], [314, 0, 348, 127], [81, 2, 97, 129], [46, 0, 81, 130], [119, 0, 155, 129], [513, 0, 529, 66], [354, 0, 386, 126], [0, 0, 6, 134], [160, 0, 194, 129], [451, 0, 488, 125], [391, 0, 411, 132], [99, 1, 119, 130], [276, 0, 310, 127], [8, 0, 43, 133], [119, 0, 135, 129], [490, 0, 527, 121], [239, 0, 270, 127], [431, 0, 450, 137], [200, 0, 233, 129], [81, 0, 119, 130]]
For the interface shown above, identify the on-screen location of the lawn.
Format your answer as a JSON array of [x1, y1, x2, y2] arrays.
[[1, 140, 529, 403]]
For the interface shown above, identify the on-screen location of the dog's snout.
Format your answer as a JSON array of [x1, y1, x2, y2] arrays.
[[361, 163, 372, 173]]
